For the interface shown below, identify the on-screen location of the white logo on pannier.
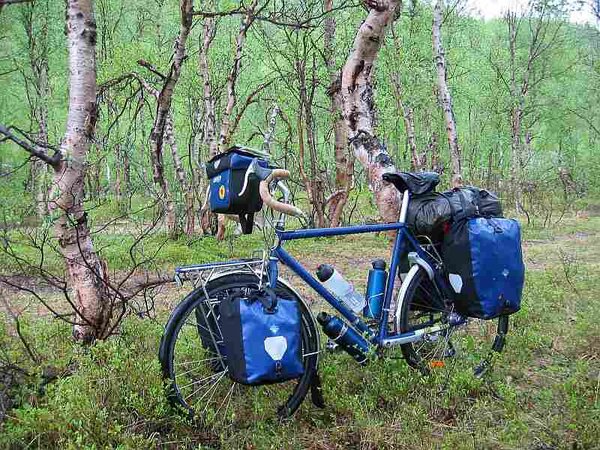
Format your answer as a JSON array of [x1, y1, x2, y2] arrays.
[[264, 336, 287, 361], [449, 273, 463, 293]]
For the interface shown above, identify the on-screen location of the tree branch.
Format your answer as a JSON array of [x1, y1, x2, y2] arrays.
[[229, 80, 274, 139], [192, 1, 360, 29], [137, 59, 166, 80], [0, 124, 61, 167], [0, 0, 32, 6]]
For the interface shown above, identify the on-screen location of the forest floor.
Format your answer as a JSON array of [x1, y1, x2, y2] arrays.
[[0, 214, 599, 449]]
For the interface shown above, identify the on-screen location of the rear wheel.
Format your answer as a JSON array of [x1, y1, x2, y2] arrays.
[[396, 265, 508, 376], [159, 273, 319, 424]]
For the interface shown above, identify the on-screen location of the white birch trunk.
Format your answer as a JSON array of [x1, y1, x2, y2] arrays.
[[433, 0, 462, 187], [48, 0, 111, 342], [340, 0, 401, 224]]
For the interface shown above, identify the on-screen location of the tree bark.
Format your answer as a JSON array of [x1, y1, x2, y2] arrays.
[[340, 0, 401, 224], [432, 0, 462, 187], [148, 0, 193, 237], [428, 132, 442, 173], [391, 73, 423, 171], [217, 0, 258, 153], [325, 0, 352, 227], [298, 57, 326, 228], [48, 0, 111, 342], [22, 0, 50, 219], [165, 115, 195, 236], [262, 103, 279, 153], [198, 15, 218, 235], [200, 16, 218, 158]]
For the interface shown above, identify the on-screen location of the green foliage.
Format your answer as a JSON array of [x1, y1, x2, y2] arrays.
[[1, 1, 599, 219]]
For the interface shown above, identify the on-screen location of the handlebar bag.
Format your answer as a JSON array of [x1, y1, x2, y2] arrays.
[[205, 146, 269, 234], [218, 289, 304, 385], [442, 215, 525, 319]]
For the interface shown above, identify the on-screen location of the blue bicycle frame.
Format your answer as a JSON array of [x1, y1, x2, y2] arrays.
[[266, 192, 454, 349], [174, 190, 456, 351]]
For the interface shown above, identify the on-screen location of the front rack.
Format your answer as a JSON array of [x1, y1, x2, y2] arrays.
[[174, 251, 269, 290]]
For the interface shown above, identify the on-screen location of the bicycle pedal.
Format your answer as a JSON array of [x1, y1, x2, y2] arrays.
[[310, 372, 325, 409], [474, 359, 491, 378]]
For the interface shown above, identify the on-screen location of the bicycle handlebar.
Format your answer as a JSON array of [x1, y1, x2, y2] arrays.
[[259, 169, 305, 218]]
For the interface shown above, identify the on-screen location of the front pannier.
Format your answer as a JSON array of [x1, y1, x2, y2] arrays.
[[218, 288, 304, 385], [206, 146, 269, 234], [442, 216, 525, 319]]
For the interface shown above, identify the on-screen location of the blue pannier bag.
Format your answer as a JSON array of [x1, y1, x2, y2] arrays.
[[218, 288, 304, 385], [442, 214, 525, 320], [205, 146, 269, 234]]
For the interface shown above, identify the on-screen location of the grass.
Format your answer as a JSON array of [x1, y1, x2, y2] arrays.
[[0, 215, 599, 448]]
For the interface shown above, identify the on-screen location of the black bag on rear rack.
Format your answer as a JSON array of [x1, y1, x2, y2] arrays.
[[205, 146, 269, 234], [406, 186, 503, 242]]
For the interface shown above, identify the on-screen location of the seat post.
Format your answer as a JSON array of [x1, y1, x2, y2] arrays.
[[399, 190, 410, 224]]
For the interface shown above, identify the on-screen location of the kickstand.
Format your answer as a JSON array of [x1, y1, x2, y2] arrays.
[[310, 371, 325, 408], [474, 315, 509, 378]]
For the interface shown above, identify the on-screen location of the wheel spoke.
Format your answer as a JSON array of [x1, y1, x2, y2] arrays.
[[180, 369, 226, 392]]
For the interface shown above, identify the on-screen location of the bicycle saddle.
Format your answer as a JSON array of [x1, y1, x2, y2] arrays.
[[382, 171, 440, 195]]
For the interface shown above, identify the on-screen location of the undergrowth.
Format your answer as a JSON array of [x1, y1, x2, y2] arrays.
[[0, 218, 598, 449]]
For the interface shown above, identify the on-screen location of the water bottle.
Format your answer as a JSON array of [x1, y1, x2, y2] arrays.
[[363, 259, 388, 319], [316, 312, 370, 364], [316, 264, 366, 313]]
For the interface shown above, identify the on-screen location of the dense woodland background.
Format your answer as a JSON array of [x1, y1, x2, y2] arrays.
[[1, 0, 599, 228], [0, 0, 599, 448]]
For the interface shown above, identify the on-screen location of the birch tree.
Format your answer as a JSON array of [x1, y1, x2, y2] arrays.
[[432, 0, 462, 187], [1, 0, 112, 342], [325, 0, 353, 227], [504, 3, 565, 211], [148, 0, 193, 237], [340, 0, 401, 224]]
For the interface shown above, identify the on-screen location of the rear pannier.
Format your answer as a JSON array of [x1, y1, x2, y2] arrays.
[[402, 185, 523, 319], [442, 215, 525, 319], [206, 146, 269, 234]]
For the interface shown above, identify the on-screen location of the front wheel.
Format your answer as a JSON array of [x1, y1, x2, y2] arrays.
[[159, 272, 319, 424], [396, 265, 509, 376]]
